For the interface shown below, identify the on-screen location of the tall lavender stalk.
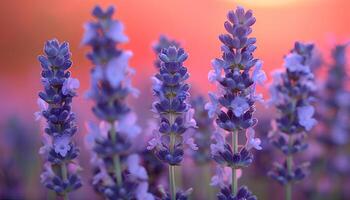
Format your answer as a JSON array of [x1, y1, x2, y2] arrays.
[[314, 43, 350, 198], [36, 39, 82, 199], [268, 42, 317, 200], [206, 6, 265, 199], [83, 5, 153, 199], [147, 46, 198, 200]]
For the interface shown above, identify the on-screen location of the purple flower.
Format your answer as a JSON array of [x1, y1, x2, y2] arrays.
[[208, 59, 223, 83], [208, 6, 263, 197], [83, 5, 152, 199], [105, 21, 128, 43], [184, 108, 198, 128], [252, 61, 266, 85], [116, 112, 141, 140], [126, 154, 148, 181], [136, 182, 155, 200], [284, 53, 311, 73], [148, 45, 195, 198], [34, 98, 48, 121], [37, 39, 82, 196], [62, 77, 80, 96], [147, 131, 162, 151], [210, 166, 242, 188], [53, 135, 71, 157], [183, 131, 198, 151], [231, 97, 250, 117], [205, 92, 220, 118], [245, 128, 262, 150], [297, 105, 317, 131], [106, 51, 133, 87], [268, 42, 318, 192]]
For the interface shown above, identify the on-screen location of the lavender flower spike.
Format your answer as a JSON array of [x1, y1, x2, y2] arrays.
[[148, 45, 197, 200], [207, 6, 264, 199], [83, 5, 153, 199], [268, 42, 317, 200], [37, 39, 82, 198]]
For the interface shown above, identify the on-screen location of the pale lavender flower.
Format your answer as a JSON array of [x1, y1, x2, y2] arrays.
[[284, 53, 310, 73], [208, 59, 223, 83], [184, 108, 198, 128], [83, 5, 153, 199], [245, 128, 262, 150], [53, 135, 72, 157], [252, 61, 267, 85], [34, 98, 48, 121], [106, 51, 133, 87], [37, 39, 82, 196], [268, 42, 317, 195], [205, 92, 220, 118], [297, 105, 317, 131], [230, 97, 250, 117], [127, 154, 149, 181], [136, 182, 155, 200], [62, 77, 80, 96]]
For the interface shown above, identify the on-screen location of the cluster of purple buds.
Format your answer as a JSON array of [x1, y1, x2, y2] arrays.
[[148, 45, 197, 199], [83, 6, 153, 199], [137, 35, 183, 195], [217, 186, 258, 200], [36, 39, 82, 197], [206, 6, 265, 199], [190, 96, 215, 164], [153, 35, 180, 68], [268, 42, 317, 187], [148, 46, 197, 165]]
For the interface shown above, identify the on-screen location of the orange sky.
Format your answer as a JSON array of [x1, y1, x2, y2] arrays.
[[0, 0, 349, 121]]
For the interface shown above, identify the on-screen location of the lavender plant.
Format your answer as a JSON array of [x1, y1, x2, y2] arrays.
[[83, 5, 153, 199], [268, 42, 318, 200], [206, 6, 265, 199], [311, 43, 350, 198], [137, 35, 182, 195], [36, 39, 82, 199], [147, 45, 198, 200], [153, 35, 180, 69], [190, 96, 214, 165]]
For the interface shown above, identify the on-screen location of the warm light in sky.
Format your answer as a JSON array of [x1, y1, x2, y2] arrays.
[[234, 0, 303, 7]]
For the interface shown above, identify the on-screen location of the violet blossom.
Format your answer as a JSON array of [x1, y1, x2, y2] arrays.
[[147, 45, 196, 199], [83, 5, 153, 199], [207, 6, 264, 199], [37, 39, 82, 198], [268, 42, 318, 200]]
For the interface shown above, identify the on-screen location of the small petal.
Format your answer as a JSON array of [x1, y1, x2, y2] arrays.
[[62, 77, 80, 95], [205, 92, 220, 118], [126, 154, 148, 180], [231, 97, 249, 117], [245, 128, 262, 150], [53, 135, 71, 157], [297, 105, 317, 131], [106, 21, 128, 43]]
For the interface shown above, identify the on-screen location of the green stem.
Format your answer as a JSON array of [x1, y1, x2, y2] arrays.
[[169, 165, 176, 200], [61, 163, 69, 200], [286, 135, 293, 200], [231, 130, 238, 196], [169, 113, 176, 200], [110, 121, 123, 186]]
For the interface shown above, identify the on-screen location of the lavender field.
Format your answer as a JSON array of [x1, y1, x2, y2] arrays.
[[0, 1, 349, 200]]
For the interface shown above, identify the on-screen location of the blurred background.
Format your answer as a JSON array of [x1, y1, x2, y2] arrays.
[[0, 0, 349, 199]]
